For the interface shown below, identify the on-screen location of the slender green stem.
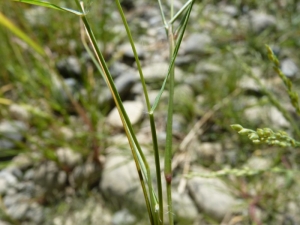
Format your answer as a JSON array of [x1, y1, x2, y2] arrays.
[[159, 2, 194, 224], [74, 1, 156, 223], [151, 1, 194, 113], [114, 1, 163, 223], [171, 0, 174, 19], [114, 0, 150, 110], [124, 124, 154, 225], [157, 0, 168, 29], [80, 20, 104, 80], [164, 27, 175, 225], [165, 3, 176, 225], [165, 4, 175, 225], [149, 112, 163, 223], [266, 45, 300, 116]]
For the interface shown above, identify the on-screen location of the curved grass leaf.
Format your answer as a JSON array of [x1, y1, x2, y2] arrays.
[[13, 0, 84, 16]]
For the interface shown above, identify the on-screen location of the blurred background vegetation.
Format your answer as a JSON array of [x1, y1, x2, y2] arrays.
[[1, 0, 300, 224]]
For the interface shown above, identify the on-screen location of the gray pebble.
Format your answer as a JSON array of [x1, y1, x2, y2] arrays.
[[112, 209, 136, 225], [281, 58, 299, 78], [6, 203, 29, 220], [56, 56, 81, 79], [0, 121, 27, 149], [183, 33, 212, 55]]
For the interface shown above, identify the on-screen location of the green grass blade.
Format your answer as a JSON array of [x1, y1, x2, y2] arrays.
[[229, 48, 300, 137], [186, 167, 299, 178], [149, 112, 163, 223], [266, 45, 300, 115], [13, 0, 84, 16], [169, 0, 193, 25], [114, 0, 151, 111], [114, 1, 163, 222], [80, 21, 105, 81], [165, 26, 176, 225], [123, 124, 155, 225], [0, 12, 45, 55], [150, 1, 194, 113], [157, 0, 168, 29], [74, 1, 157, 223]]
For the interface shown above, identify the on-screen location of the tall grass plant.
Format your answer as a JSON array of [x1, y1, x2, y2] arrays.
[[6, 0, 195, 224]]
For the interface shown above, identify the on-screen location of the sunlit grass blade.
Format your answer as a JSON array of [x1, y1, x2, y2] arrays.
[[123, 123, 155, 225], [13, 0, 84, 16], [0, 12, 44, 55], [75, 1, 157, 223], [0, 97, 12, 105], [80, 20, 105, 81]]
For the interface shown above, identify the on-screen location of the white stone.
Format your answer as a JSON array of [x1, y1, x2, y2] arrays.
[[100, 151, 144, 206], [59, 127, 74, 140], [244, 105, 289, 128], [249, 11, 276, 33], [6, 202, 29, 220], [0, 171, 18, 195], [9, 104, 30, 122], [0, 179, 8, 195], [0, 121, 27, 149], [281, 58, 299, 78], [172, 191, 198, 220], [56, 147, 82, 168], [141, 62, 184, 81], [107, 101, 144, 128], [187, 167, 242, 221], [246, 156, 272, 170], [183, 33, 212, 55]]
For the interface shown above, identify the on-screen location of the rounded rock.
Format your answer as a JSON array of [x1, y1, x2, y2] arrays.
[[107, 101, 144, 128]]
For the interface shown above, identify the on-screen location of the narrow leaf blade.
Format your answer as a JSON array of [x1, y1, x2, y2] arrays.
[[14, 0, 84, 16], [0, 12, 45, 55], [151, 2, 194, 112]]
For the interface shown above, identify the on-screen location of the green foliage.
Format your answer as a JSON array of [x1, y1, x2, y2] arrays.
[[0, 11, 44, 55], [231, 124, 300, 147], [7, 0, 196, 224], [232, 45, 300, 148], [2, 0, 300, 224], [13, 0, 83, 15], [266, 45, 300, 115], [186, 166, 296, 178]]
